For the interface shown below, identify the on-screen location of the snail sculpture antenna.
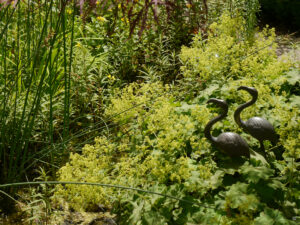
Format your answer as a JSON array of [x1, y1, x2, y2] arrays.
[[234, 86, 279, 154], [205, 98, 250, 158]]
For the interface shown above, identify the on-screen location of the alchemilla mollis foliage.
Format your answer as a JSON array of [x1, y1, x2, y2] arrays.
[[53, 13, 299, 224]]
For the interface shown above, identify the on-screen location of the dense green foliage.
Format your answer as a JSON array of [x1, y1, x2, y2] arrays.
[[53, 15, 299, 224]]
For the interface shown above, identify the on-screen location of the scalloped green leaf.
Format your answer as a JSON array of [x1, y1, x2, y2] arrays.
[[240, 164, 274, 183], [285, 69, 300, 85], [254, 208, 296, 225]]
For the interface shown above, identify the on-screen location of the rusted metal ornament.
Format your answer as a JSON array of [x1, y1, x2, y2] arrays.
[[234, 86, 279, 153], [205, 98, 250, 158]]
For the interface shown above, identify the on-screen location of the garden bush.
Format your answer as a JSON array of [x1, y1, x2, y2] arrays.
[[180, 13, 287, 82], [53, 13, 299, 224]]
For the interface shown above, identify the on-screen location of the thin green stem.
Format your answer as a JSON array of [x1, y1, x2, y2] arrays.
[[0, 181, 216, 210], [62, 0, 69, 145]]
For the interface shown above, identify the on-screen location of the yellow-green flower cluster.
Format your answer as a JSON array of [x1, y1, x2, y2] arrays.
[[180, 12, 291, 82], [54, 82, 217, 211]]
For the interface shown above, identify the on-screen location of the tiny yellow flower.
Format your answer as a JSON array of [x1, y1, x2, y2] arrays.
[[76, 43, 81, 48], [96, 1, 100, 5], [121, 17, 129, 23], [66, 9, 72, 15], [118, 3, 121, 9], [186, 3, 192, 8], [107, 74, 116, 81], [97, 16, 107, 22], [11, 1, 15, 5]]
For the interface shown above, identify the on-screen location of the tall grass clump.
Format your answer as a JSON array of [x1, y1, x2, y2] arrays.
[[0, 0, 75, 194]]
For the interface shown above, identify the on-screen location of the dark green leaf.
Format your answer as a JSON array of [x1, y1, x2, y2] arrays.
[[254, 208, 296, 225], [240, 164, 274, 183]]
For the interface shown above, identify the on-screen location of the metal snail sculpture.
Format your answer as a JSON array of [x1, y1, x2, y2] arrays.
[[234, 86, 279, 153], [205, 98, 250, 158]]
